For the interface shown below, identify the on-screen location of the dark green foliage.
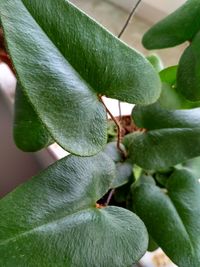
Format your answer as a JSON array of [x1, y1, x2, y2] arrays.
[[123, 129, 200, 170], [132, 169, 200, 267], [0, 0, 160, 156], [1, 0, 200, 266], [0, 153, 148, 267], [142, 0, 200, 49], [177, 31, 200, 101], [14, 84, 53, 152]]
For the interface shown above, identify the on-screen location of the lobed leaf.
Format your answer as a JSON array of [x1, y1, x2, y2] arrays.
[[14, 84, 53, 152], [142, 0, 200, 49], [0, 152, 148, 267], [0, 0, 161, 155], [132, 169, 200, 267]]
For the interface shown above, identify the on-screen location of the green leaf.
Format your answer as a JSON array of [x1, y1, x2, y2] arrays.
[[13, 84, 53, 152], [111, 161, 133, 188], [159, 66, 177, 85], [132, 169, 200, 267], [142, 0, 200, 49], [181, 156, 200, 179], [146, 54, 164, 72], [123, 129, 200, 170], [156, 66, 200, 110], [177, 31, 200, 101], [0, 152, 148, 267], [132, 104, 200, 130], [0, 0, 161, 156], [148, 235, 159, 252], [103, 142, 133, 188], [103, 142, 125, 163], [158, 66, 186, 109]]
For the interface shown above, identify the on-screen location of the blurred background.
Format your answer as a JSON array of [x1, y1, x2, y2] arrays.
[[0, 1, 187, 266]]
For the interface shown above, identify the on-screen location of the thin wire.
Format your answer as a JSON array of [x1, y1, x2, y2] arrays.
[[117, 0, 142, 119], [118, 0, 142, 39]]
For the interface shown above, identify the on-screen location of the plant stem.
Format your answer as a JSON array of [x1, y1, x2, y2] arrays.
[[105, 189, 115, 206], [117, 0, 142, 120], [99, 96, 125, 157]]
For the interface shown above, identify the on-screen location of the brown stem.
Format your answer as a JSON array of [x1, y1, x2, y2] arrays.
[[105, 189, 115, 206], [99, 96, 126, 157]]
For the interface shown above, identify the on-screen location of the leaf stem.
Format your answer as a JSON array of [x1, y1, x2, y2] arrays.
[[99, 96, 126, 157], [105, 189, 115, 206]]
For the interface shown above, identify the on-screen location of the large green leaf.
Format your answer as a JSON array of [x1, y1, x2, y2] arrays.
[[132, 104, 200, 130], [0, 0, 161, 156], [177, 31, 200, 101], [123, 129, 200, 170], [142, 0, 200, 49], [0, 152, 148, 267], [14, 84, 53, 152], [132, 168, 200, 267]]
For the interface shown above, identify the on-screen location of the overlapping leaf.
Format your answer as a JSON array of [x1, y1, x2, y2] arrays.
[[177, 31, 200, 101], [123, 129, 200, 170], [132, 169, 200, 267], [14, 84, 53, 152], [142, 0, 200, 49], [103, 142, 133, 188], [146, 54, 164, 72], [0, 152, 148, 267], [155, 66, 200, 110], [158, 66, 193, 109], [132, 105, 200, 130], [0, 0, 161, 156]]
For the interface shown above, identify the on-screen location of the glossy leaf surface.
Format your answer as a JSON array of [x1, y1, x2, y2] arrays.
[[177, 31, 200, 101], [132, 169, 200, 267], [142, 0, 200, 49], [123, 129, 200, 170], [0, 152, 148, 267], [0, 0, 161, 155], [14, 84, 53, 152], [132, 105, 200, 130]]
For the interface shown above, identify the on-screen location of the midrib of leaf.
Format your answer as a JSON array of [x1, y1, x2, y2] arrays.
[[0, 207, 95, 246]]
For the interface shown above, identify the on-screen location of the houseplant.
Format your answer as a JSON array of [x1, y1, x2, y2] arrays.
[[1, 0, 200, 266]]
